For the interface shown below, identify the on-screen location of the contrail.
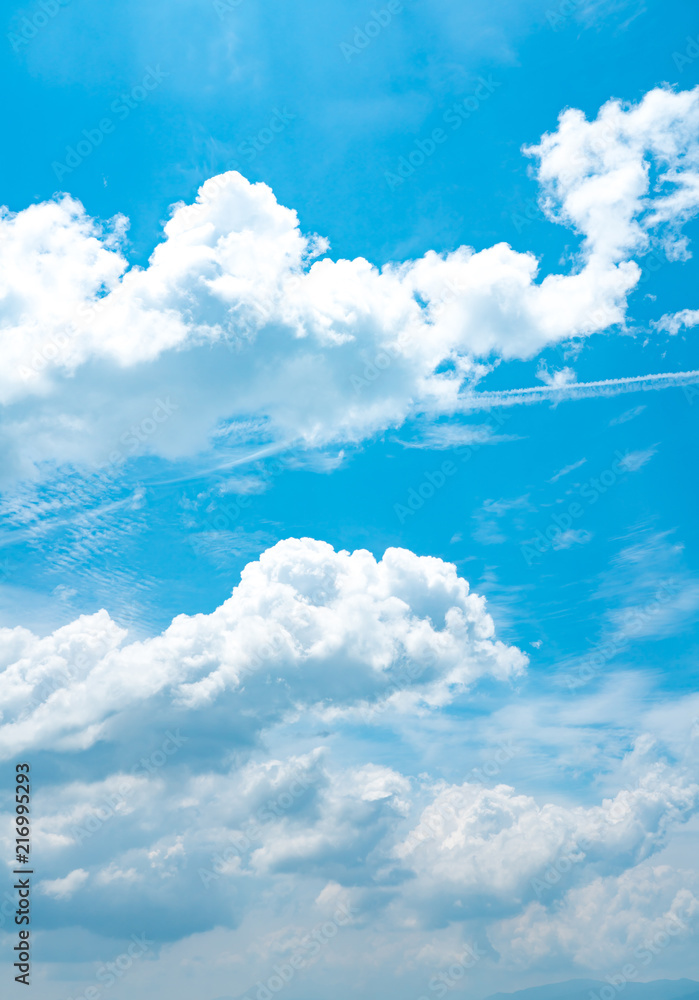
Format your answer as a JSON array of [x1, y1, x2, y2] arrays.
[[457, 370, 699, 410]]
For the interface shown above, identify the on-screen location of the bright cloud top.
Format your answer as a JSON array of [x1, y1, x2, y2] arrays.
[[1, 86, 698, 481], [0, 538, 527, 759]]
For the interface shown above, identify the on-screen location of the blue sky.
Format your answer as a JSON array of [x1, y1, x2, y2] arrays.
[[1, 0, 699, 998]]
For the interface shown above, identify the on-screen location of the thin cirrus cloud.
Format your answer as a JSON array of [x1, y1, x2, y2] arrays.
[[1, 85, 699, 483]]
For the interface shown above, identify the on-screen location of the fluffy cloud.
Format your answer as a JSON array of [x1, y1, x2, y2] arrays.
[[394, 762, 699, 922], [653, 308, 699, 335], [1, 87, 698, 481], [5, 731, 696, 952], [490, 863, 699, 968], [37, 867, 89, 900], [526, 85, 699, 262], [0, 538, 527, 758]]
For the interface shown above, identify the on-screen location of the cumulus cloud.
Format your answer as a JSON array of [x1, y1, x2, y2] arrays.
[[10, 729, 697, 951], [490, 863, 699, 969], [1, 86, 698, 482], [525, 85, 699, 262], [394, 762, 699, 923], [0, 538, 527, 758]]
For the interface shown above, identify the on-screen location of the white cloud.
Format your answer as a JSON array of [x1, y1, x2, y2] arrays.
[[609, 404, 646, 425], [618, 447, 657, 471], [394, 762, 699, 919], [0, 538, 527, 758], [536, 364, 578, 388], [653, 308, 699, 335], [552, 528, 593, 550], [1, 87, 698, 482], [490, 863, 699, 969], [549, 458, 587, 483], [37, 867, 89, 899], [525, 85, 699, 263], [457, 370, 699, 411]]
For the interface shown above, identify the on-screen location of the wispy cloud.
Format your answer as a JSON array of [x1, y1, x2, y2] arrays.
[[458, 370, 699, 410], [549, 458, 587, 483], [609, 405, 646, 426], [619, 447, 657, 472], [397, 422, 520, 450]]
